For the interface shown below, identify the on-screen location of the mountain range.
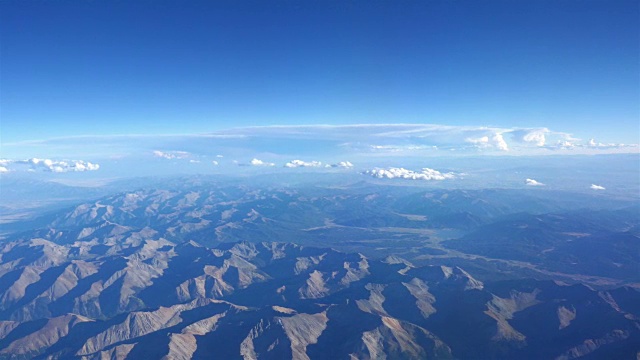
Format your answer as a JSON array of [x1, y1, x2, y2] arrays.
[[0, 181, 638, 359]]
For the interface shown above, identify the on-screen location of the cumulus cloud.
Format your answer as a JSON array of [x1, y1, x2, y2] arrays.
[[364, 167, 457, 181], [492, 133, 509, 151], [189, 159, 200, 164], [466, 133, 509, 151], [0, 166, 8, 173], [590, 184, 606, 190], [250, 158, 275, 166], [216, 154, 224, 158], [510, 128, 549, 147], [2, 158, 101, 173], [284, 160, 323, 168], [211, 160, 219, 166], [523, 131, 547, 146], [153, 150, 190, 159], [525, 178, 545, 186]]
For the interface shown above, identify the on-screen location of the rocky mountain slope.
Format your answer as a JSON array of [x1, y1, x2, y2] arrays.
[[0, 237, 638, 359]]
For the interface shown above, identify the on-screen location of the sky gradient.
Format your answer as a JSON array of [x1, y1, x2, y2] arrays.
[[2, 0, 639, 147]]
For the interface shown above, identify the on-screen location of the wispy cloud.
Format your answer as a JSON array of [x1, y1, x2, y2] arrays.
[[327, 161, 354, 168], [3, 124, 638, 163], [3, 133, 246, 147], [153, 150, 190, 159]]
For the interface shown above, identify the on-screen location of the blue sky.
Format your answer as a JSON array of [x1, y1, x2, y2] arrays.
[[2, 0, 638, 144]]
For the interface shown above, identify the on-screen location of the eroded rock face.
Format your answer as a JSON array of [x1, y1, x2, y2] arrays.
[[557, 305, 577, 330], [0, 314, 92, 356], [402, 278, 437, 319], [555, 330, 630, 360], [484, 289, 541, 341], [0, 236, 638, 359]]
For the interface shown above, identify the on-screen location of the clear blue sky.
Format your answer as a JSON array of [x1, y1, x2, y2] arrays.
[[1, 0, 638, 144]]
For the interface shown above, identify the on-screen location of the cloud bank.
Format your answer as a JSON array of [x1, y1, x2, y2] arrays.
[[364, 167, 457, 181], [4, 124, 637, 163], [0, 158, 100, 173], [284, 160, 323, 168]]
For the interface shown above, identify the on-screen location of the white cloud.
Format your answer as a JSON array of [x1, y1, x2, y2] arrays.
[[153, 150, 190, 159], [466, 132, 509, 151], [216, 154, 224, 158], [0, 166, 9, 173], [492, 133, 509, 151], [370, 145, 437, 152], [555, 140, 576, 149], [4, 124, 637, 165], [250, 158, 275, 166], [328, 161, 354, 168], [284, 160, 323, 168], [222, 124, 519, 153], [523, 131, 547, 146], [543, 136, 639, 153], [364, 167, 457, 181], [465, 136, 489, 146], [525, 178, 545, 186], [511, 129, 549, 147], [189, 159, 200, 163], [211, 160, 219, 166], [584, 138, 636, 149], [6, 158, 100, 173], [590, 184, 606, 190]]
